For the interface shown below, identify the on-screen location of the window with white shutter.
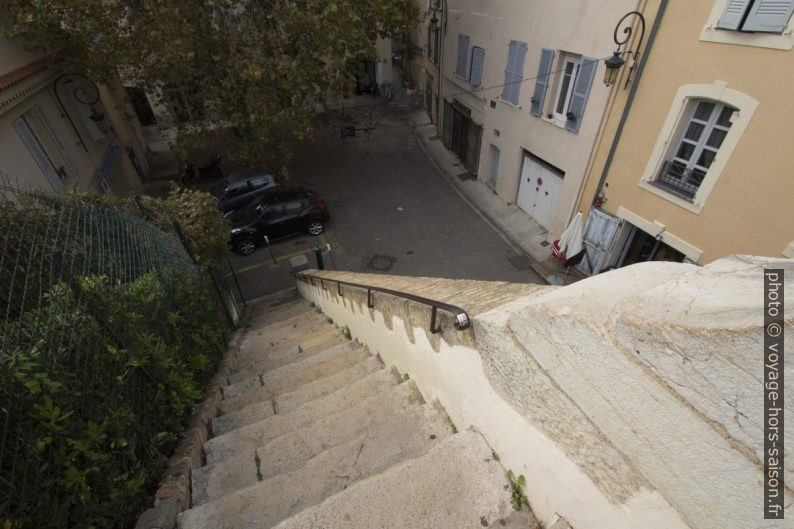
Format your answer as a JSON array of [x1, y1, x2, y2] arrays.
[[565, 56, 597, 133], [469, 47, 485, 86], [501, 40, 527, 105], [530, 48, 554, 117], [456, 34, 470, 77], [716, 0, 794, 32]]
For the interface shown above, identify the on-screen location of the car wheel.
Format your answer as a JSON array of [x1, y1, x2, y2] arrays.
[[307, 220, 325, 236], [235, 238, 257, 256]]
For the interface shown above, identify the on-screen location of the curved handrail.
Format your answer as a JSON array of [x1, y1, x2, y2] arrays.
[[296, 271, 471, 333]]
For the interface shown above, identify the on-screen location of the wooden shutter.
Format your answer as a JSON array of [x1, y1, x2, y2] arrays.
[[507, 42, 527, 104], [13, 117, 62, 188], [530, 48, 555, 117], [502, 42, 516, 102], [565, 56, 597, 133], [470, 47, 485, 86], [456, 34, 470, 77], [742, 0, 794, 32], [716, 0, 752, 29]]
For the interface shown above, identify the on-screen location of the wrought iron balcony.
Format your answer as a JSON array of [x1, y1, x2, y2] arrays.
[[654, 161, 705, 199]]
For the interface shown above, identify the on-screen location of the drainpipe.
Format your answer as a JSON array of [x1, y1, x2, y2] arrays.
[[435, 0, 447, 137], [588, 0, 669, 207]]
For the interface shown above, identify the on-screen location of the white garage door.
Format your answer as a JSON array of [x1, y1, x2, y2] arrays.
[[516, 153, 564, 231]]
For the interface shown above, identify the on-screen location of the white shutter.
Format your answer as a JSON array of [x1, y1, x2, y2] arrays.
[[716, 0, 753, 29], [469, 47, 485, 86], [565, 56, 597, 133], [456, 34, 470, 77], [742, 0, 794, 32], [530, 48, 554, 117]]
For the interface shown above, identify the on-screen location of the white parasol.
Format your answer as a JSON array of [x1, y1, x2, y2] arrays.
[[558, 212, 584, 259]]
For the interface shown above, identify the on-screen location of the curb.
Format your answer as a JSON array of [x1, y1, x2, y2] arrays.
[[409, 120, 551, 285], [134, 328, 244, 529]]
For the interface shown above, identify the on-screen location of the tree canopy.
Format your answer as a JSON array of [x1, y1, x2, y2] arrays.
[[7, 0, 418, 164]]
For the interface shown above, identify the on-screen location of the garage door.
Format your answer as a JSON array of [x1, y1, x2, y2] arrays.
[[516, 152, 564, 231]]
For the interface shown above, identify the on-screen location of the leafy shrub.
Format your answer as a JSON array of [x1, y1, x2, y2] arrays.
[[0, 270, 226, 529]]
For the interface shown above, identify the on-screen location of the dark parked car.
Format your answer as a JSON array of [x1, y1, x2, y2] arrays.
[[214, 167, 280, 213], [228, 189, 329, 255]]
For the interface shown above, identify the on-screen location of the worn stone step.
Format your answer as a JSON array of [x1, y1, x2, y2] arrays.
[[224, 342, 356, 400], [182, 403, 453, 524], [211, 400, 275, 437], [213, 362, 395, 438], [249, 298, 311, 325], [205, 379, 423, 466], [270, 431, 512, 529], [236, 324, 337, 364], [274, 355, 383, 414], [230, 330, 345, 383], [237, 313, 327, 358], [218, 346, 371, 415]]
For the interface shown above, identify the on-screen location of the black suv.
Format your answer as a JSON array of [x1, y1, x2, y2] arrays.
[[214, 167, 280, 213], [228, 189, 329, 255]]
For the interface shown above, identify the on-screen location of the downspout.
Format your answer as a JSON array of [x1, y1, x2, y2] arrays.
[[588, 0, 669, 207], [436, 0, 447, 137]]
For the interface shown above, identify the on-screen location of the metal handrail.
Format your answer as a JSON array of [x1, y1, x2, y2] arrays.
[[296, 272, 471, 333]]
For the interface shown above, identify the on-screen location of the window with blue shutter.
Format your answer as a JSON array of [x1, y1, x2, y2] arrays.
[[530, 48, 554, 117], [565, 56, 597, 134], [469, 47, 485, 86], [716, 0, 793, 32], [456, 34, 470, 77], [13, 117, 63, 188], [502, 40, 527, 105], [743, 0, 794, 32]]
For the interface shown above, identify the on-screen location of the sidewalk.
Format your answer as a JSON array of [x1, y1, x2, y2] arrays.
[[408, 108, 584, 286]]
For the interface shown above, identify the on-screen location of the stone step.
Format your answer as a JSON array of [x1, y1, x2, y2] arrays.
[[236, 323, 337, 364], [245, 289, 301, 317], [248, 298, 311, 325], [269, 431, 512, 529], [212, 362, 396, 438], [230, 330, 345, 383], [223, 342, 358, 401], [181, 403, 453, 525], [211, 400, 275, 437], [218, 346, 371, 416], [205, 379, 423, 466], [274, 356, 383, 414], [237, 313, 327, 358]]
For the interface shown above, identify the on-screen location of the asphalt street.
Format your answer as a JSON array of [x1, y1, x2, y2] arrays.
[[227, 100, 543, 301]]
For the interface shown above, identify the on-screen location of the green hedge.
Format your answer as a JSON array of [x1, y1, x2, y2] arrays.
[[1, 270, 226, 528]]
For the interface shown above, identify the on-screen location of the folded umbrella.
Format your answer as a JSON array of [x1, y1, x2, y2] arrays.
[[558, 212, 584, 258]]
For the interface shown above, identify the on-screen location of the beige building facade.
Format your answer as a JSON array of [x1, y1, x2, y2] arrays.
[[0, 20, 147, 195], [412, 0, 640, 239], [576, 0, 794, 272]]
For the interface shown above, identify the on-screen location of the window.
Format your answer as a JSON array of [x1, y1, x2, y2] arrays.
[[717, 0, 794, 32], [655, 100, 735, 199], [427, 25, 440, 65], [469, 47, 485, 86], [638, 82, 758, 213], [553, 57, 580, 121], [502, 40, 527, 105], [531, 50, 597, 133], [456, 34, 470, 77]]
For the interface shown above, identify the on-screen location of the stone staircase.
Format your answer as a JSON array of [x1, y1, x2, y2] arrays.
[[176, 289, 516, 529]]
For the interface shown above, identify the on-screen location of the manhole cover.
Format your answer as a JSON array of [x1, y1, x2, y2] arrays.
[[457, 172, 476, 181], [540, 240, 550, 247], [427, 136, 440, 141], [369, 254, 396, 271]]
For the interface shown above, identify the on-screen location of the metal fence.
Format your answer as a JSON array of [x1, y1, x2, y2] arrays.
[[0, 181, 232, 527]]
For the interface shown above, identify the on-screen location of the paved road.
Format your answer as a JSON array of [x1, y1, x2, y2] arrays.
[[229, 99, 543, 301]]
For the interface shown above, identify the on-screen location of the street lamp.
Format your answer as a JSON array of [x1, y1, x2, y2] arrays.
[[53, 73, 110, 152], [604, 11, 646, 88]]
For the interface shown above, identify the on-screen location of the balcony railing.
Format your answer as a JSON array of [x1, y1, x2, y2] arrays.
[[296, 272, 471, 334], [654, 161, 705, 199]]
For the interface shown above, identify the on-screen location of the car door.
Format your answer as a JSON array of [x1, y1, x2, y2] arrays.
[[280, 199, 306, 236], [256, 203, 292, 240]]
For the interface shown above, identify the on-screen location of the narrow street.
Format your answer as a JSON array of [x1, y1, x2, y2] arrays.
[[230, 97, 543, 300]]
